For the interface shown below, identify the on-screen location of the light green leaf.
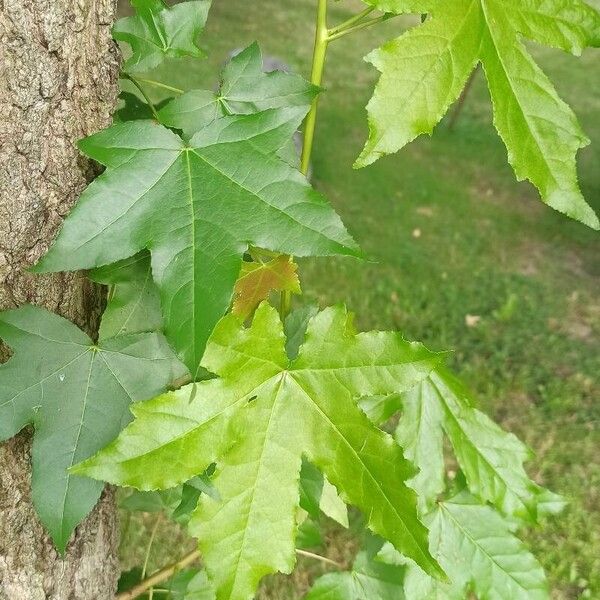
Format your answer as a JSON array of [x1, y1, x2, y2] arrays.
[[306, 540, 406, 600], [358, 0, 600, 229], [299, 460, 348, 527], [75, 303, 445, 598], [33, 109, 360, 372], [320, 478, 349, 528], [159, 43, 320, 138], [396, 366, 550, 519], [362, 0, 433, 14], [114, 0, 212, 73], [0, 305, 185, 551], [401, 493, 549, 599], [395, 381, 445, 508], [90, 251, 162, 339]]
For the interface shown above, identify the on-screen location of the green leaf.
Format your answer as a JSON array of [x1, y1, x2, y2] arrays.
[[395, 380, 445, 509], [358, 0, 600, 229], [306, 540, 406, 600], [114, 92, 170, 123], [396, 366, 549, 520], [0, 305, 185, 551], [299, 460, 348, 527], [114, 0, 212, 73], [362, 0, 431, 12], [296, 517, 323, 549], [90, 251, 162, 339], [75, 303, 445, 598], [33, 109, 360, 372], [284, 304, 319, 360], [399, 493, 549, 599], [159, 43, 320, 138]]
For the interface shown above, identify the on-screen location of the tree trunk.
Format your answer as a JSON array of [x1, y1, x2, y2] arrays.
[[0, 0, 121, 598]]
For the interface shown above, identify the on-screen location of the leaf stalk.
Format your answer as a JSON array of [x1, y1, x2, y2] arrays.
[[122, 74, 161, 121]]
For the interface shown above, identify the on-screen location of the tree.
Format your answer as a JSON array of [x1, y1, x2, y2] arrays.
[[0, 0, 121, 597]]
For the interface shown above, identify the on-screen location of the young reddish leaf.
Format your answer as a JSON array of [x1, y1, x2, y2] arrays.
[[232, 255, 301, 320]]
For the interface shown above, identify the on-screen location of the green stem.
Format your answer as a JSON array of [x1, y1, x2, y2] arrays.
[[300, 0, 329, 177], [280, 0, 331, 320], [328, 6, 374, 35], [328, 13, 395, 41], [123, 74, 160, 121], [134, 77, 184, 95]]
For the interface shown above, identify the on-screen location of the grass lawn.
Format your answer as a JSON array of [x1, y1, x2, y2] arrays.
[[118, 1, 600, 597]]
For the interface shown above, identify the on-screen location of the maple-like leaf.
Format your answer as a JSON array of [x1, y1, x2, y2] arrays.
[[232, 255, 301, 320], [115, 0, 211, 73], [395, 366, 550, 520], [90, 251, 162, 339], [33, 108, 360, 372], [299, 460, 349, 528], [391, 493, 549, 599], [358, 0, 600, 229], [159, 43, 320, 139], [0, 305, 185, 551], [75, 303, 446, 598], [306, 538, 406, 600]]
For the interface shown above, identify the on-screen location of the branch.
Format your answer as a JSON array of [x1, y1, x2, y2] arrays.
[[116, 548, 343, 599], [115, 549, 201, 600]]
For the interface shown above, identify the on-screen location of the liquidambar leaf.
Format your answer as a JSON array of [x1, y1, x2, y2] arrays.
[[115, 0, 211, 73], [159, 43, 320, 138], [359, 0, 600, 229], [90, 251, 162, 340], [232, 255, 301, 319], [75, 303, 445, 598], [396, 366, 550, 520], [306, 539, 406, 600], [0, 305, 185, 551], [399, 493, 548, 599], [33, 108, 359, 372]]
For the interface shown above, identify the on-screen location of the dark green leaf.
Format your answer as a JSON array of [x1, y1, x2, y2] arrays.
[[33, 110, 360, 372], [159, 43, 319, 138], [115, 0, 212, 73], [0, 305, 185, 551]]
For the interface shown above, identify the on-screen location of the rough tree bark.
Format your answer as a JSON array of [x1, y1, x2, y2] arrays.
[[0, 0, 121, 598]]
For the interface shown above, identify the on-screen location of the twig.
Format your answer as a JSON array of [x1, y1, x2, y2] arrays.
[[296, 549, 343, 569], [328, 14, 396, 41], [115, 550, 202, 600], [116, 548, 342, 599], [121, 74, 160, 121]]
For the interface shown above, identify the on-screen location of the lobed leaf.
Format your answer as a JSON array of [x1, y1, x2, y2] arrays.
[[75, 303, 445, 598], [114, 0, 212, 73], [90, 251, 162, 339], [0, 305, 185, 550], [396, 366, 551, 520], [358, 0, 600, 229], [306, 542, 406, 600], [232, 255, 301, 320], [33, 109, 360, 373], [159, 43, 320, 138], [399, 493, 549, 599]]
